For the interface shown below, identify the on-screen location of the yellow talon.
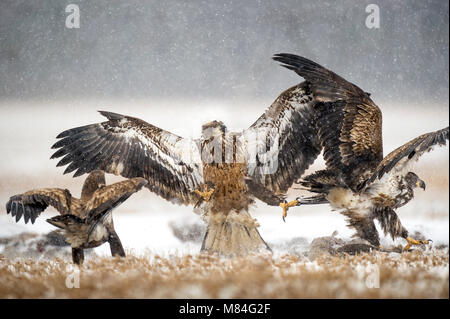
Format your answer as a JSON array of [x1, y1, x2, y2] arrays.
[[195, 185, 214, 202], [403, 237, 431, 252], [279, 199, 299, 222]]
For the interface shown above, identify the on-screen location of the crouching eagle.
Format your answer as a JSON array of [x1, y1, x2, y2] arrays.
[[6, 170, 147, 264], [274, 53, 449, 250], [50, 82, 322, 256]]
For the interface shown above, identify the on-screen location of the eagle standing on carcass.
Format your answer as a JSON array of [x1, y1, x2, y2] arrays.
[[49, 83, 322, 256], [273, 53, 449, 250], [6, 170, 147, 264]]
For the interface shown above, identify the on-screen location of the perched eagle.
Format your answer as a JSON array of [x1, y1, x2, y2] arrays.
[[273, 53, 449, 250], [50, 83, 323, 256], [6, 170, 147, 264]]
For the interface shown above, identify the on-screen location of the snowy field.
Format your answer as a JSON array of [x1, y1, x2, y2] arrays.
[[0, 100, 448, 298], [0, 0, 448, 300], [0, 251, 448, 298], [0, 99, 448, 253]]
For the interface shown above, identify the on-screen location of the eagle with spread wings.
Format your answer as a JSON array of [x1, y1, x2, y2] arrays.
[[50, 79, 322, 256], [274, 54, 449, 250], [6, 170, 147, 264]]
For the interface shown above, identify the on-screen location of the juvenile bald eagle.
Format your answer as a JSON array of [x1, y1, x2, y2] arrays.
[[273, 53, 449, 250], [50, 83, 322, 256], [6, 170, 147, 264]]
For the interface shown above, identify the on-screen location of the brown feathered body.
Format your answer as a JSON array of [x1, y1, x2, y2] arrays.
[[6, 171, 147, 264], [203, 162, 250, 214], [50, 79, 322, 256], [273, 53, 449, 247], [196, 122, 271, 255]]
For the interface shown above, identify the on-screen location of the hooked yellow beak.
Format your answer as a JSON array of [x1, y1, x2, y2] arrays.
[[416, 179, 426, 191]]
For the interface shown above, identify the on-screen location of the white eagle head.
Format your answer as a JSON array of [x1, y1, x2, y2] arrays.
[[200, 120, 228, 164], [201, 120, 227, 139]]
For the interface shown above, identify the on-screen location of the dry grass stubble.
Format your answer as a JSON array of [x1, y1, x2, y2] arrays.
[[0, 249, 448, 299]]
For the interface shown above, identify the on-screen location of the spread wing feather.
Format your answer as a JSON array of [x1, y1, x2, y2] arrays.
[[244, 177, 286, 206], [6, 188, 73, 224], [51, 111, 203, 205], [273, 53, 383, 189], [245, 82, 322, 194], [365, 126, 449, 187], [84, 177, 148, 222]]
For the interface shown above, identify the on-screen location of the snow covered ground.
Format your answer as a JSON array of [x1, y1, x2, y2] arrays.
[[0, 100, 448, 257]]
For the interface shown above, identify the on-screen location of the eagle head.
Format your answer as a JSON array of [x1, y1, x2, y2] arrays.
[[201, 120, 227, 137], [405, 172, 426, 191]]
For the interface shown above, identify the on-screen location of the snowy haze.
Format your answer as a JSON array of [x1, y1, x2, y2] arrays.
[[0, 100, 448, 257], [0, 1, 448, 257], [0, 0, 448, 103]]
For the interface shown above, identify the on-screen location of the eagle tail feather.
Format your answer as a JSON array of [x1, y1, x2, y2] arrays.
[[201, 211, 271, 256]]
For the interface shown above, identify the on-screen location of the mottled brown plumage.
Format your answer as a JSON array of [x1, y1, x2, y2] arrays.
[[51, 111, 202, 206], [274, 54, 448, 249], [50, 75, 322, 256], [203, 163, 250, 214], [197, 125, 271, 256], [6, 171, 147, 264], [249, 82, 321, 193], [366, 127, 449, 185], [273, 53, 383, 190]]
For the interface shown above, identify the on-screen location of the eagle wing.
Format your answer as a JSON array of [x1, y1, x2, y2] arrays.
[[364, 126, 449, 187], [244, 82, 322, 194], [6, 188, 73, 224], [244, 177, 286, 206], [273, 53, 383, 189], [84, 177, 148, 222], [51, 111, 203, 205]]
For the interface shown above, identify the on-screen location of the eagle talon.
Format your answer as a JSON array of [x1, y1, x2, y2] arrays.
[[195, 185, 215, 202], [403, 237, 431, 252], [280, 198, 300, 222]]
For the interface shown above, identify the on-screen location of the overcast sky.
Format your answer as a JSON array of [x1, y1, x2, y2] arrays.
[[0, 0, 448, 103]]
